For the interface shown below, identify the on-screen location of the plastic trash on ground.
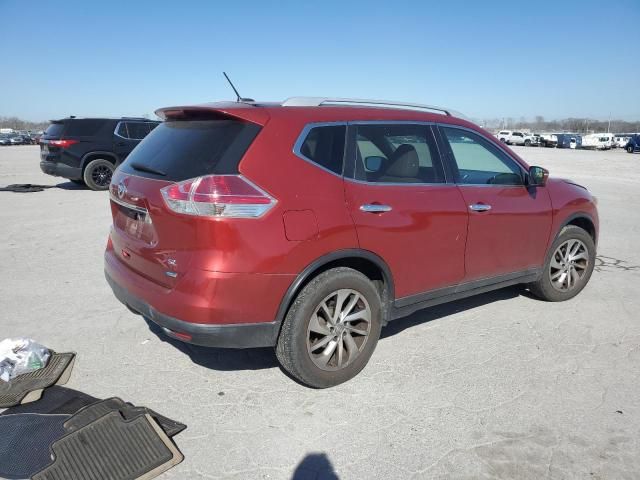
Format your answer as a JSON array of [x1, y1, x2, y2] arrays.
[[0, 338, 51, 382]]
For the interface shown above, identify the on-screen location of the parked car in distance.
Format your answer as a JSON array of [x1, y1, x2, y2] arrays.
[[581, 133, 614, 150], [105, 97, 599, 388], [40, 117, 160, 190], [496, 130, 535, 146], [540, 133, 559, 148], [625, 134, 640, 153], [9, 135, 25, 145], [0, 134, 11, 146]]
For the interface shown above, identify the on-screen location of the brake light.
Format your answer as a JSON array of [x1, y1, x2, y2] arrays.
[[160, 175, 275, 218], [48, 139, 79, 148]]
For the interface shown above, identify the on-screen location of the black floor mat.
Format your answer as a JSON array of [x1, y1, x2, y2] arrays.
[[0, 413, 69, 480], [0, 386, 97, 416], [0, 183, 57, 192], [65, 397, 186, 437], [32, 411, 184, 480], [0, 352, 76, 408]]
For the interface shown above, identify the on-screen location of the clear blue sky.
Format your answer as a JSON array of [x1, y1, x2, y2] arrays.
[[1, 0, 638, 122]]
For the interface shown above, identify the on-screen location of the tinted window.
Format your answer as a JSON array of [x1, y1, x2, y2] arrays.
[[44, 122, 64, 138], [116, 122, 128, 138], [441, 127, 523, 185], [119, 120, 261, 181], [352, 124, 445, 183], [126, 122, 150, 140], [65, 120, 104, 136], [298, 125, 346, 174]]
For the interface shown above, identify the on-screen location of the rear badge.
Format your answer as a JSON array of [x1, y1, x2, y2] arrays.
[[117, 181, 126, 199]]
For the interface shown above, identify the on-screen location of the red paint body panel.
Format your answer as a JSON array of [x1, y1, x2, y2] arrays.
[[457, 185, 553, 279], [344, 182, 468, 297]]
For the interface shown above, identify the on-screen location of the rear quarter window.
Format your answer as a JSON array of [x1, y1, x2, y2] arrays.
[[297, 125, 346, 175]]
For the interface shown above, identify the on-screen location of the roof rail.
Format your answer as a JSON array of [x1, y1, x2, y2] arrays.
[[282, 97, 459, 116]]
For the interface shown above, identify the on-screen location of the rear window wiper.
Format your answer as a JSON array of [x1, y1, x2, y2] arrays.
[[130, 162, 166, 176]]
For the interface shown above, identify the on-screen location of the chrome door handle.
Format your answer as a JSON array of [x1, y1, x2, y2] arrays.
[[469, 203, 492, 212], [360, 204, 392, 213]]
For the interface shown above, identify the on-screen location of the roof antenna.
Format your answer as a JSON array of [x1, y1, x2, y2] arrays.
[[223, 72, 254, 103]]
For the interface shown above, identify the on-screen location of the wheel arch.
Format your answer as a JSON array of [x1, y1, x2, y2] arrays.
[[559, 213, 597, 244], [81, 151, 118, 171], [274, 249, 395, 331]]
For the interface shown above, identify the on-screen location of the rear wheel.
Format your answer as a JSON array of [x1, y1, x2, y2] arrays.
[[524, 139, 531, 146], [276, 267, 382, 388], [83, 158, 114, 191], [529, 225, 595, 302], [628, 146, 634, 154]]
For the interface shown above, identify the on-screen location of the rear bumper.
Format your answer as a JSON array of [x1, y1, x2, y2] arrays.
[[104, 245, 294, 348], [40, 160, 82, 180], [106, 271, 279, 348]]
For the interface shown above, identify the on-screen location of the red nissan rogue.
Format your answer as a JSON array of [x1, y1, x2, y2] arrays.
[[105, 98, 598, 388]]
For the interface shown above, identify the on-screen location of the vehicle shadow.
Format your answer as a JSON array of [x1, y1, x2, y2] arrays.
[[380, 285, 522, 339], [55, 181, 86, 190], [291, 452, 339, 480], [143, 318, 280, 371]]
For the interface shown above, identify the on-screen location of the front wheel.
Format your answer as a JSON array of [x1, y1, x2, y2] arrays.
[[276, 267, 382, 388], [83, 158, 114, 191], [529, 225, 595, 302], [628, 146, 634, 154], [524, 139, 531, 147]]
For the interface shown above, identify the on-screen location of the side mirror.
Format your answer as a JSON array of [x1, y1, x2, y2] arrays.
[[364, 156, 384, 172], [528, 166, 549, 186]]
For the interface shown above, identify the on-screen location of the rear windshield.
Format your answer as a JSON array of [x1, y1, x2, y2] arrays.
[[118, 120, 261, 181], [65, 119, 105, 136], [44, 123, 65, 138]]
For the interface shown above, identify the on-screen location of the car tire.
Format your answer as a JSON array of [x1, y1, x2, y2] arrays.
[[529, 225, 595, 302], [276, 267, 382, 388], [628, 146, 634, 154], [524, 139, 531, 147], [83, 158, 114, 191], [500, 138, 506, 143]]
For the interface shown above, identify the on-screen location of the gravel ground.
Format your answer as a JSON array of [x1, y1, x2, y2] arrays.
[[1, 145, 639, 479]]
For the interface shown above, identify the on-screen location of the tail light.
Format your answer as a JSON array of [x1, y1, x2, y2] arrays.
[[160, 175, 275, 218], [48, 139, 79, 148]]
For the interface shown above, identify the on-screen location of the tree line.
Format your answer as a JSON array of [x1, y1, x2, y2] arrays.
[[478, 116, 640, 134], [0, 116, 50, 131]]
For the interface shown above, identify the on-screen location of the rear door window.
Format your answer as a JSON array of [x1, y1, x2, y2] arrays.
[[297, 125, 346, 175], [118, 120, 261, 181], [350, 124, 445, 184]]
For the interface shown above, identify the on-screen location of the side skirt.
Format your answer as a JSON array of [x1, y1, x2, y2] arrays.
[[390, 268, 542, 321]]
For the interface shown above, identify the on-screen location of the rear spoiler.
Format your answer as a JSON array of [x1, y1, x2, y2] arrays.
[[155, 102, 270, 126]]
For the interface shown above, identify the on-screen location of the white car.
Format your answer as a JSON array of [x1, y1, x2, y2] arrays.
[[496, 130, 535, 146], [614, 135, 630, 148]]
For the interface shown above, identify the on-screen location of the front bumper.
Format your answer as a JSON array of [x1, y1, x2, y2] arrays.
[[106, 270, 280, 348], [40, 160, 82, 180]]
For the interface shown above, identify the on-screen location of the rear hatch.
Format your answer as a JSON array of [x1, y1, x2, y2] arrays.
[[40, 119, 108, 160], [109, 113, 263, 289]]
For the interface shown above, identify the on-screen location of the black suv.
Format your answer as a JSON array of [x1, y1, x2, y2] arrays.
[[40, 117, 160, 190]]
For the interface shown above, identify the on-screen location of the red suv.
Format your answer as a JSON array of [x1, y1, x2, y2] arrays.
[[105, 98, 598, 388]]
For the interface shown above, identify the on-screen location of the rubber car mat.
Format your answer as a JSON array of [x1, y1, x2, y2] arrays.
[[0, 184, 57, 193], [32, 411, 183, 480], [0, 352, 76, 408], [0, 386, 97, 416], [64, 397, 186, 437], [0, 413, 69, 480]]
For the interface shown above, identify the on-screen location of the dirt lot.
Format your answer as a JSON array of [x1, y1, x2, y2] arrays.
[[1, 145, 639, 479]]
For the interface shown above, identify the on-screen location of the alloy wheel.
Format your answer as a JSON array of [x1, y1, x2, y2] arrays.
[[306, 289, 372, 371], [92, 165, 112, 187], [549, 239, 589, 292]]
